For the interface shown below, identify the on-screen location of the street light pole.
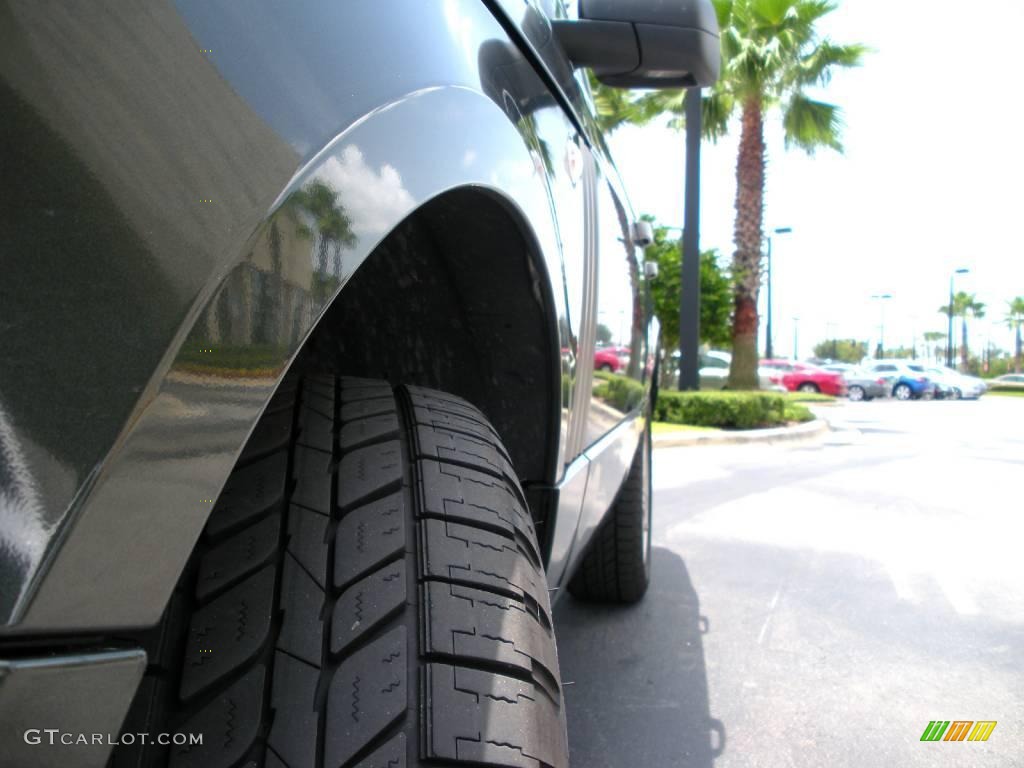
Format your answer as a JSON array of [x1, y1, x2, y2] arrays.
[[946, 268, 969, 368], [764, 227, 791, 360], [679, 87, 702, 391]]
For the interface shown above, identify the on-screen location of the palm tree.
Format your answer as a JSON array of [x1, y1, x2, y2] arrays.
[[1006, 296, 1024, 373], [922, 331, 945, 365], [288, 181, 357, 301], [588, 76, 640, 133], [618, 0, 866, 388], [940, 291, 985, 371]]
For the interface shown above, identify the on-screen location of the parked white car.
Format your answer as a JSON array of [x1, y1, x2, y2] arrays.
[[925, 365, 987, 400], [699, 350, 788, 392]]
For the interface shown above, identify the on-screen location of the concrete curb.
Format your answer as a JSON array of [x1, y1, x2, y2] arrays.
[[653, 417, 831, 448]]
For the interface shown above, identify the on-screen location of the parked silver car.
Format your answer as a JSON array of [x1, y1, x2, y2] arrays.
[[990, 373, 1024, 390], [925, 366, 987, 399], [821, 364, 888, 401]]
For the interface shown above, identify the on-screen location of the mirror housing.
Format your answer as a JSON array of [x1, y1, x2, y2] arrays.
[[553, 0, 720, 89]]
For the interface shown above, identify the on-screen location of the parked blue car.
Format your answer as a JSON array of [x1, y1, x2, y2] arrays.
[[865, 361, 937, 400]]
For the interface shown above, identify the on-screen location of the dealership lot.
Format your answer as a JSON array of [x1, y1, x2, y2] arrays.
[[556, 396, 1024, 767]]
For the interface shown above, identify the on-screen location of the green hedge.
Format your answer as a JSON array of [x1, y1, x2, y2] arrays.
[[592, 373, 816, 429], [592, 374, 646, 412], [785, 391, 835, 403], [655, 391, 789, 429], [783, 402, 815, 424]]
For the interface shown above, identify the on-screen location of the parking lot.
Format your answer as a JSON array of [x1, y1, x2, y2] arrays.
[[555, 395, 1024, 767]]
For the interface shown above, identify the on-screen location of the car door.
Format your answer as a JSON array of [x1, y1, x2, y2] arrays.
[[579, 173, 648, 445], [870, 363, 899, 390]]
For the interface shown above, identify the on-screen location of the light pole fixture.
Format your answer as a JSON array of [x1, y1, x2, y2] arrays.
[[764, 226, 792, 360], [946, 268, 969, 368], [871, 293, 892, 357]]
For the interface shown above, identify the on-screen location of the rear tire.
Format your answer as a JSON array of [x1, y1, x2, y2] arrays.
[[113, 375, 568, 768], [848, 385, 865, 402], [893, 383, 912, 401], [568, 427, 652, 603], [798, 382, 820, 394]]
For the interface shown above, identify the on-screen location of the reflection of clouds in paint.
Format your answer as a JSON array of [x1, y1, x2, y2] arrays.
[[319, 145, 414, 238], [462, 149, 477, 168]]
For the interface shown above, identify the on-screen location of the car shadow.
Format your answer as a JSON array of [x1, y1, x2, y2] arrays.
[[554, 547, 724, 767]]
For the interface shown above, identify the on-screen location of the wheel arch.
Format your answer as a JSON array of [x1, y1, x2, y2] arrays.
[[10, 85, 570, 633], [293, 184, 563, 495]]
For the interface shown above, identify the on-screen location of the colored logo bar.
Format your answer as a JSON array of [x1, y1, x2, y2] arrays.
[[921, 721, 997, 742]]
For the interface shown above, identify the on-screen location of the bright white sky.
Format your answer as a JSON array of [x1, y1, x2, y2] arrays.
[[608, 0, 1024, 358]]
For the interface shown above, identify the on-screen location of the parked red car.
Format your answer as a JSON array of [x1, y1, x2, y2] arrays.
[[760, 359, 847, 396], [595, 347, 626, 373]]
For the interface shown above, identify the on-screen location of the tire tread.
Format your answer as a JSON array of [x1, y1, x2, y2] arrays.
[[112, 376, 566, 768]]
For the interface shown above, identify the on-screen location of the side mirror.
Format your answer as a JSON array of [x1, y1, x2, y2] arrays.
[[553, 0, 720, 89]]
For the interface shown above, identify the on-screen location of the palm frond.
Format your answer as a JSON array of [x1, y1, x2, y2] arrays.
[[702, 89, 736, 141], [588, 72, 644, 132], [634, 90, 687, 123], [790, 40, 868, 88], [749, 0, 794, 28], [782, 93, 843, 153], [792, 0, 838, 27], [712, 0, 735, 30]]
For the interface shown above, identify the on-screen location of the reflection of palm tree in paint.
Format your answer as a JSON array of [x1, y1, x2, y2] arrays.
[[289, 181, 357, 299], [518, 114, 555, 178], [609, 192, 644, 380]]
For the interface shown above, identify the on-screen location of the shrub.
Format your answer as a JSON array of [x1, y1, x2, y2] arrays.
[[591, 374, 817, 429], [783, 402, 815, 423], [655, 391, 790, 429], [785, 391, 835, 403], [592, 374, 645, 412]]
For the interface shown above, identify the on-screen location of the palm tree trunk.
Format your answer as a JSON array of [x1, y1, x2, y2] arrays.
[[727, 98, 766, 389], [960, 317, 969, 371], [1016, 323, 1021, 373], [612, 198, 643, 379]]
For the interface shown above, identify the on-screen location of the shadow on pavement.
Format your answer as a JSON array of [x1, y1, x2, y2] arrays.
[[554, 547, 724, 767]]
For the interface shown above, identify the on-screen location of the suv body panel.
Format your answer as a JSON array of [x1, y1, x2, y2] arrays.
[[1, 0, 651, 634]]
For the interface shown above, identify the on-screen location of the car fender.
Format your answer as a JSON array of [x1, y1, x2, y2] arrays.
[[1, 1, 580, 633]]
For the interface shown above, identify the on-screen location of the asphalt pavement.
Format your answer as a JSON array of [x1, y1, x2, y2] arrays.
[[555, 395, 1024, 767]]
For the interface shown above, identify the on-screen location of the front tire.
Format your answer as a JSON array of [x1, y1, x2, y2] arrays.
[[114, 376, 568, 768], [569, 426, 652, 603], [798, 382, 820, 394]]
